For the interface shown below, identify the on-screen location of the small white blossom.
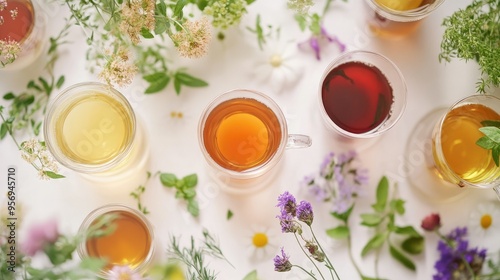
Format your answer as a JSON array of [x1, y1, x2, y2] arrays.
[[252, 40, 303, 93]]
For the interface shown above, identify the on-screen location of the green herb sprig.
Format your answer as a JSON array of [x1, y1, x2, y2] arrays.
[[476, 120, 500, 166], [130, 171, 152, 215], [439, 0, 500, 93], [165, 230, 231, 280], [160, 172, 200, 217], [327, 176, 424, 279]]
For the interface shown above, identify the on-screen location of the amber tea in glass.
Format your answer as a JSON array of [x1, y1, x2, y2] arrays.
[[78, 205, 154, 276], [203, 97, 282, 172]]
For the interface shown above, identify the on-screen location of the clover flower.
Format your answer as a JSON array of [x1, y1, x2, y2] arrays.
[[302, 150, 368, 214], [287, 0, 314, 15], [273, 247, 292, 272], [20, 138, 60, 180], [98, 46, 137, 87], [119, 0, 155, 45], [172, 17, 211, 59], [0, 38, 21, 66], [107, 265, 144, 280], [204, 0, 247, 29], [21, 218, 59, 256], [433, 227, 487, 280], [298, 26, 346, 60], [421, 213, 441, 232]]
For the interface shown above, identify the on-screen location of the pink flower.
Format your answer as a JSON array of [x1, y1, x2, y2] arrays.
[[421, 213, 441, 232], [21, 218, 59, 256], [107, 265, 144, 280]]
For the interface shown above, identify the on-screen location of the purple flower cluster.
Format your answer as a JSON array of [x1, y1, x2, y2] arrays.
[[298, 26, 346, 60], [276, 191, 314, 232], [302, 151, 369, 214], [274, 247, 292, 272], [434, 227, 487, 280]]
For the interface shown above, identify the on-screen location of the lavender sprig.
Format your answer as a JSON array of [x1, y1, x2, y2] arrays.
[[274, 192, 341, 280]]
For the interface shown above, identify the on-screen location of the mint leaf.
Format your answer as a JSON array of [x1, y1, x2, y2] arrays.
[[183, 174, 198, 188], [44, 171, 65, 179], [361, 232, 387, 257], [326, 226, 350, 239], [188, 199, 199, 217], [401, 236, 424, 255], [372, 176, 389, 213], [477, 136, 496, 149], [160, 173, 177, 187], [242, 270, 258, 280], [360, 213, 383, 227], [479, 126, 500, 143], [227, 210, 233, 220], [389, 244, 416, 271], [331, 204, 354, 223]]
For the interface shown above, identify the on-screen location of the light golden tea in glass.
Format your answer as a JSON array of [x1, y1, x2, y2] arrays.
[[54, 92, 134, 165], [434, 103, 500, 184], [203, 98, 282, 172]]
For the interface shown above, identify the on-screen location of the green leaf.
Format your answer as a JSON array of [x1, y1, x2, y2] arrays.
[[389, 244, 416, 271], [372, 176, 389, 213], [56, 76, 65, 89], [196, 0, 209, 10], [401, 236, 424, 255], [393, 226, 421, 237], [140, 27, 154, 39], [21, 94, 35, 106], [160, 173, 177, 187], [44, 171, 65, 179], [326, 226, 350, 239], [361, 232, 387, 257], [154, 17, 168, 34], [493, 145, 500, 167], [481, 120, 500, 128], [143, 72, 168, 82], [331, 204, 354, 223], [175, 72, 208, 87], [479, 126, 500, 143], [183, 173, 198, 188], [389, 199, 405, 215], [39, 77, 52, 94], [477, 136, 496, 149], [173, 76, 181, 95], [144, 74, 170, 94], [173, 0, 188, 18], [242, 270, 258, 280], [227, 209, 233, 220], [3, 92, 15, 100], [27, 80, 42, 91], [0, 123, 8, 139], [360, 213, 383, 227], [79, 257, 106, 271], [183, 188, 196, 199], [187, 199, 199, 217]]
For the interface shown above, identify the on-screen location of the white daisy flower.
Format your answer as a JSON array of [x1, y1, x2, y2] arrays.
[[246, 225, 277, 262], [252, 40, 303, 93], [469, 202, 500, 249]]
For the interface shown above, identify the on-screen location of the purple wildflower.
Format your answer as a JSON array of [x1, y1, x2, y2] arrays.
[[274, 247, 292, 272], [319, 152, 335, 177], [277, 191, 297, 216], [277, 211, 298, 233], [433, 227, 487, 280], [298, 26, 346, 60], [296, 201, 314, 226]]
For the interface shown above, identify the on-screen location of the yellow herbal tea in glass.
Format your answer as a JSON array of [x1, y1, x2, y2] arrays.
[[44, 82, 138, 175], [202, 97, 282, 171], [78, 205, 154, 276], [54, 92, 133, 165], [434, 103, 500, 184]]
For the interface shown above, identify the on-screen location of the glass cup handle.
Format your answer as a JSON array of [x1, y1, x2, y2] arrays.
[[494, 186, 500, 201], [286, 134, 312, 149]]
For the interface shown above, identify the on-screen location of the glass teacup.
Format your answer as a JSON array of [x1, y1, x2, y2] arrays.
[[198, 89, 312, 194]]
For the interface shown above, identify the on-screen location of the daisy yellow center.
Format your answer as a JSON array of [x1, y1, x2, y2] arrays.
[[252, 232, 268, 248], [480, 214, 492, 229], [118, 273, 132, 280], [269, 54, 283, 68]]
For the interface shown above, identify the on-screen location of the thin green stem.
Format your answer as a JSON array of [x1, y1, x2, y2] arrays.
[[292, 265, 319, 280], [294, 232, 326, 280], [309, 225, 340, 280], [322, 0, 334, 16], [346, 229, 365, 279]]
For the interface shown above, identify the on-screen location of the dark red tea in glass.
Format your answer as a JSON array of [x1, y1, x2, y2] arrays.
[[318, 50, 406, 140]]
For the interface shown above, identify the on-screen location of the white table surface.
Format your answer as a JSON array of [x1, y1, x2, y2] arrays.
[[1, 0, 499, 279]]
